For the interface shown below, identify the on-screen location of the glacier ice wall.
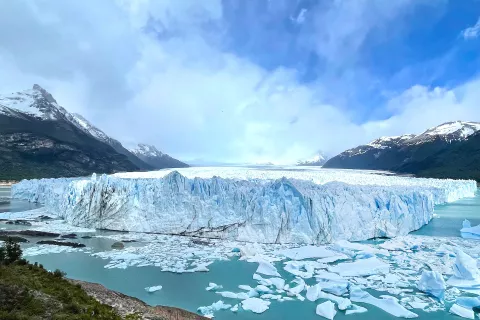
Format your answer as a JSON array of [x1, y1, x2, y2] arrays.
[[12, 170, 476, 244]]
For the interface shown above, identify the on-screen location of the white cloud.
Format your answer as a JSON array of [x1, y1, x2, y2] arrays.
[[0, 0, 478, 165], [462, 16, 480, 39]]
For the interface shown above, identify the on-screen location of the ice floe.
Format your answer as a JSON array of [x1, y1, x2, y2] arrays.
[[206, 283, 223, 291], [316, 301, 337, 320], [449, 303, 475, 319], [350, 286, 418, 318], [145, 285, 162, 293], [197, 300, 232, 318], [328, 257, 389, 277], [241, 297, 271, 313], [417, 270, 446, 300]]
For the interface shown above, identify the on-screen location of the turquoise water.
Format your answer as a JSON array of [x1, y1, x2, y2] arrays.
[[413, 191, 480, 237], [3, 188, 480, 319]]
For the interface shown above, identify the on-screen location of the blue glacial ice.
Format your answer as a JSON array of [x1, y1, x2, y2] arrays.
[[416, 270, 446, 300], [11, 168, 477, 244]]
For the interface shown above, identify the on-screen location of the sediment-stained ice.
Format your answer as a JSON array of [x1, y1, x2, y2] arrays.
[[11, 167, 476, 244]]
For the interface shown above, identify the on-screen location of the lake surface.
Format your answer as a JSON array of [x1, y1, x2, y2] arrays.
[[2, 186, 480, 319]]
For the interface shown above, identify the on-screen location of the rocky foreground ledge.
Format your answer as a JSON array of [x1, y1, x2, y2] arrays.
[[71, 279, 207, 320]]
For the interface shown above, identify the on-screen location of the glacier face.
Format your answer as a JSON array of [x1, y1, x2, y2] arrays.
[[11, 168, 477, 244]]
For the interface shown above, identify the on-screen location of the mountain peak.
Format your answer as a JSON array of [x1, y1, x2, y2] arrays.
[[32, 84, 57, 104]]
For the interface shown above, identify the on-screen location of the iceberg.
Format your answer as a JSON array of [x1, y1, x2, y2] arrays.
[[449, 303, 475, 319], [241, 297, 271, 313], [460, 222, 480, 240], [206, 283, 223, 291], [197, 300, 231, 318], [345, 304, 368, 315], [452, 250, 480, 280], [350, 286, 418, 318], [316, 301, 337, 320], [416, 270, 446, 300], [144, 285, 162, 293], [328, 257, 389, 277], [12, 168, 476, 244], [255, 260, 281, 277]]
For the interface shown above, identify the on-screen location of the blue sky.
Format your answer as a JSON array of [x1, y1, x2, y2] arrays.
[[1, 0, 480, 164]]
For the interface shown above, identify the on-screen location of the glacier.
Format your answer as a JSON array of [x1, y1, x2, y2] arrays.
[[11, 167, 477, 244]]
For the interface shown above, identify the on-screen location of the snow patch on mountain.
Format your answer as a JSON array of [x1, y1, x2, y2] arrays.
[[297, 152, 329, 166], [130, 144, 165, 158]]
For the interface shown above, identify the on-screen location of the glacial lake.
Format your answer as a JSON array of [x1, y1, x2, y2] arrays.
[[1, 186, 479, 319]]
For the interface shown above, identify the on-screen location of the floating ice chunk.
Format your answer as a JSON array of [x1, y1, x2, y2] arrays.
[[253, 273, 273, 286], [239, 285, 254, 291], [239, 243, 261, 258], [269, 278, 285, 290], [417, 270, 446, 300], [277, 246, 340, 260], [449, 303, 475, 319], [317, 254, 350, 264], [256, 260, 281, 277], [345, 304, 368, 315], [306, 284, 350, 310], [463, 219, 471, 229], [241, 297, 271, 314], [284, 261, 314, 279], [231, 304, 239, 312], [288, 278, 305, 295], [460, 223, 480, 240], [315, 270, 346, 281], [456, 296, 480, 310], [217, 291, 250, 300], [197, 300, 232, 318], [328, 257, 389, 277], [408, 301, 428, 310], [350, 286, 418, 318], [316, 301, 337, 320], [333, 240, 390, 257], [145, 285, 162, 293], [206, 283, 223, 291], [453, 250, 480, 280], [316, 279, 349, 296], [306, 284, 322, 301], [436, 244, 456, 257], [255, 285, 272, 294]]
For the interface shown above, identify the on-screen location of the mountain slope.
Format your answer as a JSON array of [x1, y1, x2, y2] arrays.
[[67, 113, 153, 171], [0, 85, 139, 180], [130, 144, 189, 169], [324, 121, 480, 181]]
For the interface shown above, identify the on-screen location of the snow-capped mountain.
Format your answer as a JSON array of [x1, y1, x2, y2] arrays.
[[0, 85, 186, 179], [324, 121, 480, 181], [297, 152, 329, 166], [130, 144, 189, 169]]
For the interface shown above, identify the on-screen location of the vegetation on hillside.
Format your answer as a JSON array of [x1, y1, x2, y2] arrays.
[[0, 238, 140, 319]]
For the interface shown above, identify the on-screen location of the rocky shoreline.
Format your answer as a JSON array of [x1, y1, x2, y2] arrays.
[[71, 279, 207, 320]]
